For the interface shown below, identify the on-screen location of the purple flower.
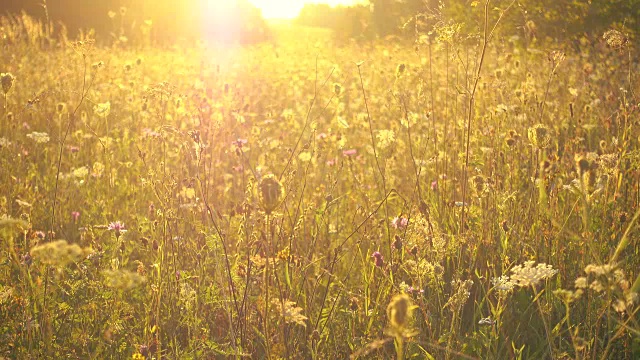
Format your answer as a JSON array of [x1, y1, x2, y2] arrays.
[[108, 221, 127, 238], [391, 216, 409, 230], [371, 251, 384, 267], [21, 253, 32, 266]]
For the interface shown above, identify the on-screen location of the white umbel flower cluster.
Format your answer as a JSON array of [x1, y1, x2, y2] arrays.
[[510, 260, 558, 287]]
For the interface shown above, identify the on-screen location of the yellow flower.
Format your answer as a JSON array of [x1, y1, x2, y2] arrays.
[[94, 101, 111, 118]]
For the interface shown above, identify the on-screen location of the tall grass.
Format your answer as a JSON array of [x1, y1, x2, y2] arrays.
[[0, 6, 638, 359]]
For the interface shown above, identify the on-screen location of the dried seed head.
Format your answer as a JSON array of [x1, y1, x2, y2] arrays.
[[527, 124, 552, 149], [258, 174, 284, 214], [56, 102, 67, 114], [333, 83, 342, 96], [1, 72, 15, 94], [575, 155, 591, 174], [387, 293, 413, 330]]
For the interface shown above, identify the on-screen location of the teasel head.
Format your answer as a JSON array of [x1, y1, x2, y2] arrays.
[[259, 174, 284, 215]]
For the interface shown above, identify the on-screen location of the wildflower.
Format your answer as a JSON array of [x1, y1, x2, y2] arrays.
[[30, 240, 92, 267], [391, 216, 409, 230], [1, 72, 15, 94], [92, 162, 105, 177], [71, 211, 80, 223], [603, 29, 628, 49], [510, 261, 557, 287], [431, 180, 437, 191], [21, 253, 32, 266], [108, 221, 127, 238], [554, 289, 583, 304], [298, 152, 312, 162], [392, 235, 403, 250], [574, 277, 587, 289], [72, 166, 89, 178], [258, 174, 284, 214], [26, 132, 50, 144], [94, 101, 111, 118], [271, 299, 308, 327], [491, 275, 514, 291], [372, 251, 384, 267], [102, 269, 145, 290], [387, 293, 413, 330], [584, 263, 614, 276], [342, 149, 357, 157], [407, 286, 424, 295], [376, 129, 396, 149], [444, 279, 473, 312], [478, 317, 496, 326], [232, 138, 248, 149]]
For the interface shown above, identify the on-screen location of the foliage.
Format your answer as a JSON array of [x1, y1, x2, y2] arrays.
[[0, 7, 639, 359]]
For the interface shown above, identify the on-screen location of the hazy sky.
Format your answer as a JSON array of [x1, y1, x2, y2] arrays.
[[248, 0, 364, 19]]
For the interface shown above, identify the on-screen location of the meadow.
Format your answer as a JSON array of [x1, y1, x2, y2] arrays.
[[0, 10, 639, 360]]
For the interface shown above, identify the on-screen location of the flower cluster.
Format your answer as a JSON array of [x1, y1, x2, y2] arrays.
[[510, 261, 558, 287]]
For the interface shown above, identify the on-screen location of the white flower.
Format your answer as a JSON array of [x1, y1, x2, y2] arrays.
[[26, 132, 50, 144], [510, 261, 557, 287]]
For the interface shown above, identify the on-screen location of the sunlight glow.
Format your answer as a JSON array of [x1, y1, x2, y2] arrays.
[[247, 0, 361, 20]]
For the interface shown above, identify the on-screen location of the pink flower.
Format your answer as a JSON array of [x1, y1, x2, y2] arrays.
[[371, 251, 384, 267], [108, 221, 127, 238], [232, 138, 248, 148], [71, 211, 80, 223], [391, 216, 409, 230], [431, 180, 438, 191], [342, 149, 357, 156]]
